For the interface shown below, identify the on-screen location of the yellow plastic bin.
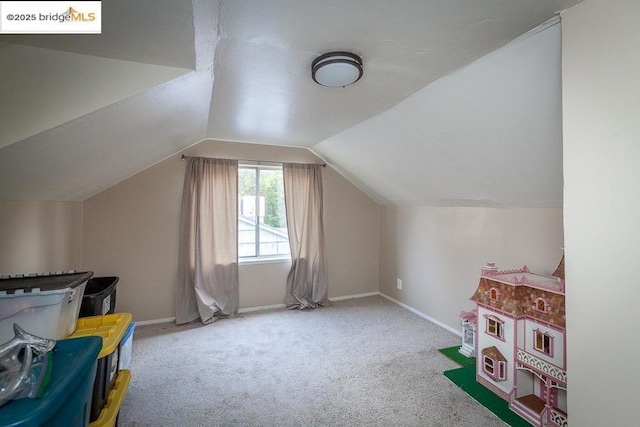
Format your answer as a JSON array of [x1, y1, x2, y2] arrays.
[[89, 369, 131, 427], [68, 313, 132, 422]]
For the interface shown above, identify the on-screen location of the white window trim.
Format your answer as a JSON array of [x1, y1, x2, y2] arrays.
[[484, 314, 505, 341], [533, 297, 550, 313], [533, 329, 554, 357], [239, 256, 291, 265], [482, 355, 507, 381]]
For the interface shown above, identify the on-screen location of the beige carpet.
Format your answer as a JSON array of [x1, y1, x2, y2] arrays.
[[119, 296, 504, 426]]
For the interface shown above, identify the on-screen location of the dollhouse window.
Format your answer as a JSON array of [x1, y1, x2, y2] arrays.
[[483, 356, 507, 381], [485, 315, 504, 340], [488, 287, 500, 301], [484, 356, 494, 374], [534, 297, 550, 313], [534, 329, 553, 356]]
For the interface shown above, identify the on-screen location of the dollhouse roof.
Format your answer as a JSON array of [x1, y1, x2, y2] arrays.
[[470, 276, 566, 328], [459, 310, 477, 325], [481, 346, 507, 362]]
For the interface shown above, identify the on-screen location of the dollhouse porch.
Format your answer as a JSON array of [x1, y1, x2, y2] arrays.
[[509, 366, 568, 427]]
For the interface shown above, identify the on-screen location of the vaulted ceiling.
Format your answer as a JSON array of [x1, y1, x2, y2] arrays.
[[0, 0, 581, 204]]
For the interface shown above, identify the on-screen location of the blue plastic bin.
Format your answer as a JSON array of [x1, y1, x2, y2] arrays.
[[0, 336, 102, 427], [119, 322, 136, 370]]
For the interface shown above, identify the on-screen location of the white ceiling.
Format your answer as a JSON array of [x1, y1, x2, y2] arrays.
[[0, 0, 581, 203]]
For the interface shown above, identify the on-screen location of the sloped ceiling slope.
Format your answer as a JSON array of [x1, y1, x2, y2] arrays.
[[0, 0, 580, 202], [313, 23, 564, 207], [0, 0, 213, 201]]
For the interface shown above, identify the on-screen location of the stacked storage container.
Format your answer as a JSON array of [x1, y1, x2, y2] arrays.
[[0, 336, 102, 426], [80, 277, 118, 317], [0, 274, 133, 426], [0, 272, 92, 343], [68, 313, 132, 426]]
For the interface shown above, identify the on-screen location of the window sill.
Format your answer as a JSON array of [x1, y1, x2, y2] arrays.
[[239, 257, 292, 266]]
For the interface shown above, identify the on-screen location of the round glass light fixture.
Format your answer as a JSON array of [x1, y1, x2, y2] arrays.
[[312, 51, 363, 87]]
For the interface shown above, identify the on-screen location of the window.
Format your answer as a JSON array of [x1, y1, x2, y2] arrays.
[[238, 165, 290, 260], [489, 287, 500, 301], [485, 315, 504, 340], [484, 356, 494, 374], [534, 297, 550, 313], [534, 329, 553, 356], [482, 355, 507, 381]]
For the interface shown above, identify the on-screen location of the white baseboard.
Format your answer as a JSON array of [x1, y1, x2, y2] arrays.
[[379, 292, 462, 337], [136, 317, 176, 326], [134, 292, 461, 338], [330, 291, 380, 301]]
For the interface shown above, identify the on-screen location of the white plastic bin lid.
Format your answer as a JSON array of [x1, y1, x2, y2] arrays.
[[0, 272, 93, 295]]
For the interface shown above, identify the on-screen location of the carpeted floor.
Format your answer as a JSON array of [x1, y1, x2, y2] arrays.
[[119, 296, 506, 426]]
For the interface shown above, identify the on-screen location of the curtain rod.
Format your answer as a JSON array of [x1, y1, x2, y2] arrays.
[[181, 154, 326, 167]]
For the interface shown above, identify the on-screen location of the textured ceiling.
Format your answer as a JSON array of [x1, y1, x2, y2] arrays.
[[0, 0, 581, 202]]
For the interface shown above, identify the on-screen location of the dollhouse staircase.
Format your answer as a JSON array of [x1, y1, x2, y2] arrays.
[[459, 343, 475, 358]]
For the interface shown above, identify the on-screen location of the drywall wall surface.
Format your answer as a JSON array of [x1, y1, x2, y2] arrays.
[[562, 0, 640, 424], [238, 261, 291, 308], [323, 165, 380, 299], [82, 140, 379, 321], [82, 151, 182, 322], [0, 200, 82, 275], [379, 205, 563, 331], [314, 21, 563, 208]]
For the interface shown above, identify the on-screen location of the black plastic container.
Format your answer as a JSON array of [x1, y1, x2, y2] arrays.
[[69, 313, 131, 423], [90, 346, 120, 422], [79, 276, 118, 317]]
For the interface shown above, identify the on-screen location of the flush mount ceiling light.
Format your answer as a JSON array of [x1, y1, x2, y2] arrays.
[[312, 51, 363, 88]]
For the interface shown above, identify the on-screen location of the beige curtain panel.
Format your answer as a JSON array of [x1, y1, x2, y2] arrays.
[[283, 163, 330, 309], [176, 157, 239, 325]]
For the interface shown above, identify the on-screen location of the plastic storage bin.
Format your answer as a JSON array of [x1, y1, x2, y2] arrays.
[[118, 322, 136, 370], [0, 272, 93, 344], [80, 276, 118, 317], [67, 313, 132, 422], [89, 370, 131, 427], [0, 336, 102, 427]]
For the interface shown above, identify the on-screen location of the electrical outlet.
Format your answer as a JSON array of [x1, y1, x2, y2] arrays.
[[397, 278, 403, 290]]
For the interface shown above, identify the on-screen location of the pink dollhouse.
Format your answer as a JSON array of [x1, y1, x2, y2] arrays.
[[466, 258, 567, 427]]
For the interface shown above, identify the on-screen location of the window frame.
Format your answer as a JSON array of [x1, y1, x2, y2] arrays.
[[533, 329, 554, 357], [484, 315, 505, 341], [238, 163, 291, 263], [534, 297, 550, 313], [482, 355, 507, 381]]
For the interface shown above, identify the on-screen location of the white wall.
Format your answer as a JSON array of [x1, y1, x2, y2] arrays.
[[562, 0, 640, 424], [0, 200, 83, 275], [316, 21, 566, 345], [82, 140, 379, 321], [314, 22, 563, 208], [379, 206, 564, 331]]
